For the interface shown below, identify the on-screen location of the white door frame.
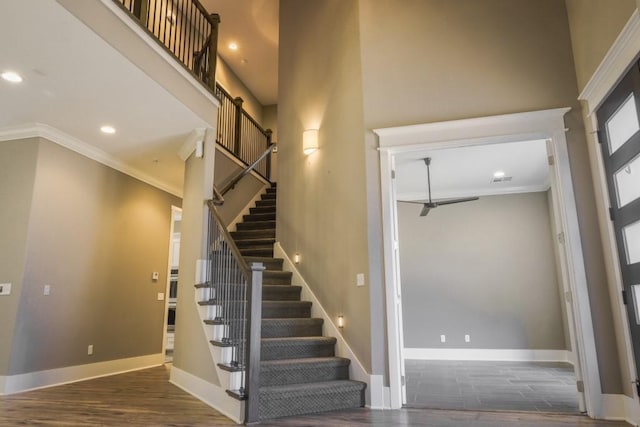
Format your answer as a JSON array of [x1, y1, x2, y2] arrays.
[[161, 205, 182, 360], [374, 108, 604, 417]]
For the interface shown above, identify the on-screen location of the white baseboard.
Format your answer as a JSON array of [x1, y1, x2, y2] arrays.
[[273, 243, 379, 408], [0, 353, 164, 395], [599, 394, 640, 426], [170, 366, 243, 424], [404, 348, 571, 362]]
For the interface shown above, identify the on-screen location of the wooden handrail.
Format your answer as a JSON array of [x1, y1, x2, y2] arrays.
[[220, 143, 276, 196]]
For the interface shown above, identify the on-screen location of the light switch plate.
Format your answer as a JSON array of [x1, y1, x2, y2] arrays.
[[152, 272, 159, 281], [157, 292, 165, 301], [44, 285, 51, 296], [0, 283, 11, 296], [356, 273, 365, 287]]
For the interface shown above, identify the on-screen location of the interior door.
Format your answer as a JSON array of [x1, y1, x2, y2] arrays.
[[596, 59, 640, 393]]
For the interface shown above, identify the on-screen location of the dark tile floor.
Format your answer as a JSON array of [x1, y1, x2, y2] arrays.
[[405, 360, 580, 414]]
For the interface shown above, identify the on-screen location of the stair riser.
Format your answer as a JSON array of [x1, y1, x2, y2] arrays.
[[259, 388, 364, 420], [250, 207, 276, 215], [263, 272, 293, 285], [242, 213, 276, 222], [255, 200, 276, 208], [237, 221, 276, 230], [263, 286, 301, 301], [234, 239, 275, 249], [262, 320, 323, 338], [261, 193, 276, 200], [262, 304, 310, 318], [260, 365, 349, 386], [240, 248, 274, 257], [261, 342, 335, 361], [244, 257, 283, 270], [231, 229, 275, 240]]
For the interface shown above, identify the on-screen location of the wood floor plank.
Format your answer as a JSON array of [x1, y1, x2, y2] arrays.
[[0, 365, 631, 426]]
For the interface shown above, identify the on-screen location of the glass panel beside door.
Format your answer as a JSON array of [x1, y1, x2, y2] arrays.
[[606, 93, 640, 154]]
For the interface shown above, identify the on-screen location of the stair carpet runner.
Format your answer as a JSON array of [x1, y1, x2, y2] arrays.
[[203, 183, 366, 421]]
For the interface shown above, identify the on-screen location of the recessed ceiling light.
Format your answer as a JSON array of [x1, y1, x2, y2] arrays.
[[493, 170, 506, 178], [229, 42, 238, 51], [1, 71, 23, 83], [100, 125, 116, 134]]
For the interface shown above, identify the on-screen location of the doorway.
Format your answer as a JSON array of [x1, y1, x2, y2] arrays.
[[375, 108, 602, 416], [163, 206, 181, 363], [394, 140, 579, 413]]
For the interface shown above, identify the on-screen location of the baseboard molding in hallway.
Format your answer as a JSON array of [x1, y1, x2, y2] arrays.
[[0, 353, 164, 395], [404, 348, 571, 362]]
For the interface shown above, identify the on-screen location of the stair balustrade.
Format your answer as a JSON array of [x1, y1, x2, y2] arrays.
[[113, 0, 220, 92], [206, 197, 263, 423]]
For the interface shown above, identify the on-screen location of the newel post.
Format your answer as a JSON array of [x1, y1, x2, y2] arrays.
[[233, 97, 244, 156], [208, 13, 220, 90], [244, 262, 264, 423]]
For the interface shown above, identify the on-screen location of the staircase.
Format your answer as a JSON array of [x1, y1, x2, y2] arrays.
[[225, 183, 366, 421]]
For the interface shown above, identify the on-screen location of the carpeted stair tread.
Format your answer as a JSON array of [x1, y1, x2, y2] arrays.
[[259, 380, 366, 420], [263, 270, 293, 285], [250, 206, 276, 215], [263, 285, 301, 301], [261, 336, 336, 360], [260, 357, 350, 386], [255, 200, 276, 208], [239, 247, 274, 257], [262, 318, 324, 338]]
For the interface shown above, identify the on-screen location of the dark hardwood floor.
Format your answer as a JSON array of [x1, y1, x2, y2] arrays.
[[0, 365, 630, 426]]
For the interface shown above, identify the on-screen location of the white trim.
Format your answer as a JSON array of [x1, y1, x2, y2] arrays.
[[0, 123, 183, 197], [579, 9, 640, 115], [162, 206, 182, 359], [374, 108, 603, 417], [273, 243, 380, 408], [403, 348, 570, 362], [599, 394, 640, 425], [0, 353, 163, 395], [178, 128, 206, 161], [169, 366, 243, 424]]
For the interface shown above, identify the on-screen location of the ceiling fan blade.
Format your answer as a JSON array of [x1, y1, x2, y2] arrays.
[[419, 204, 431, 216], [397, 200, 428, 205], [435, 196, 479, 206]]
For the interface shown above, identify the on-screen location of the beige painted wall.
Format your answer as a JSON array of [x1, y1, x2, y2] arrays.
[[357, 0, 622, 393], [399, 193, 566, 350], [217, 56, 264, 124], [6, 138, 180, 375], [565, 0, 637, 92], [0, 139, 39, 375], [278, 0, 372, 371]]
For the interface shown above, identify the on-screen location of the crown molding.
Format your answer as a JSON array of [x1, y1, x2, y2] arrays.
[[579, 9, 640, 115], [0, 123, 183, 197]]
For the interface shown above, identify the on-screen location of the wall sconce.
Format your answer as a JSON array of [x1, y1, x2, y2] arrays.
[[294, 253, 301, 264], [337, 315, 344, 328], [303, 129, 318, 155]]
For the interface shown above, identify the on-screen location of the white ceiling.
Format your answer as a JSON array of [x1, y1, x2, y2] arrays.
[[395, 139, 551, 201], [201, 0, 279, 105], [0, 1, 213, 195]]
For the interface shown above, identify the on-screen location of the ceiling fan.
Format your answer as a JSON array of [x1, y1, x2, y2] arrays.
[[399, 157, 479, 216]]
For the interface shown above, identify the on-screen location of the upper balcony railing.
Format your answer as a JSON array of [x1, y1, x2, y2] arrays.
[[114, 0, 273, 182], [114, 0, 219, 93]]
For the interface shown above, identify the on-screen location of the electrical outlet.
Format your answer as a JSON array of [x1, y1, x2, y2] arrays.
[[0, 283, 11, 296], [440, 334, 446, 343], [356, 273, 365, 287], [44, 285, 51, 296], [88, 345, 93, 355], [465, 334, 471, 343]]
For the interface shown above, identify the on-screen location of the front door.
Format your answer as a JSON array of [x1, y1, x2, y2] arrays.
[[596, 59, 640, 391]]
